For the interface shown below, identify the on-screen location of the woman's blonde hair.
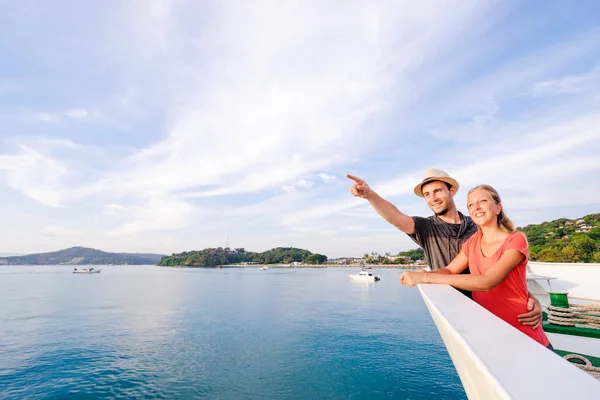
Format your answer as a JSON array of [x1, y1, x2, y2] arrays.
[[467, 184, 515, 233]]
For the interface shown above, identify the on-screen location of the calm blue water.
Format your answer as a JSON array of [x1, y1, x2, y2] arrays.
[[0, 266, 466, 399]]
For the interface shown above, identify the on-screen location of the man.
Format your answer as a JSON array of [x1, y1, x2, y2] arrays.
[[347, 168, 542, 329]]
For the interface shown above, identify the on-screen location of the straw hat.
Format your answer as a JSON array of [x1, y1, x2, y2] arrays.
[[413, 169, 459, 197]]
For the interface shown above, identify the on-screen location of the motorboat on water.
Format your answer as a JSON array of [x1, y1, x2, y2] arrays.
[[72, 267, 101, 274], [349, 268, 380, 282], [260, 266, 269, 270]]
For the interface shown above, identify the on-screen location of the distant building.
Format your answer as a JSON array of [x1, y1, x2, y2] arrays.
[[328, 257, 365, 265]]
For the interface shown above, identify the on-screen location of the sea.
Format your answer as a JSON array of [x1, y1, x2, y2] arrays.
[[0, 266, 466, 400]]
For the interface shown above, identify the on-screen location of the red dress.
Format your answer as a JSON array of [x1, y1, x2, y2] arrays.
[[462, 231, 550, 346]]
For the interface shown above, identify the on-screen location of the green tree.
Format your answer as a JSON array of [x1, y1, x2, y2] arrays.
[[560, 246, 582, 263], [535, 247, 562, 262], [570, 235, 597, 262], [522, 225, 546, 246], [588, 227, 600, 241], [305, 254, 327, 264], [398, 248, 425, 261]]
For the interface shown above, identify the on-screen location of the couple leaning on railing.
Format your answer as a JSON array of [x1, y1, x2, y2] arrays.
[[347, 168, 551, 350]]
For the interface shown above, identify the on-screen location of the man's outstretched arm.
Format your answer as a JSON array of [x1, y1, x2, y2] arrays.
[[347, 174, 415, 234]]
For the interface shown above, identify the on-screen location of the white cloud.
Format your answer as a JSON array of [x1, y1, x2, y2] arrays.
[[530, 67, 600, 96], [0, 145, 69, 207], [274, 111, 600, 243], [108, 197, 195, 236], [0, 138, 113, 207], [1, 2, 599, 258], [426, 97, 499, 141], [65, 108, 89, 119], [277, 179, 314, 196], [22, 108, 98, 124], [103, 204, 126, 215], [279, 198, 362, 228], [3, 2, 495, 212], [319, 173, 337, 182], [70, 0, 492, 205], [295, 179, 314, 188], [32, 112, 59, 123]]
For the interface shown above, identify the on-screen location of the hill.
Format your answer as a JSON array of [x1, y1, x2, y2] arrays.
[[518, 213, 600, 262], [0, 247, 165, 265], [158, 247, 328, 267]]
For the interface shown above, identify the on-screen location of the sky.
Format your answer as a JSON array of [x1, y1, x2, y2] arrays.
[[1, 0, 599, 258]]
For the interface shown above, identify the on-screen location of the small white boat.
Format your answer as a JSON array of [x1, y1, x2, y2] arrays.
[[260, 266, 269, 270], [72, 267, 101, 274], [349, 268, 380, 282]]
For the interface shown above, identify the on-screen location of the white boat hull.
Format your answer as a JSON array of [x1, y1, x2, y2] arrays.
[[418, 284, 600, 399], [348, 274, 379, 282]]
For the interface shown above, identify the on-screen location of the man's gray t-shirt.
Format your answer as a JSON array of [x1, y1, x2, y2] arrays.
[[408, 212, 477, 271]]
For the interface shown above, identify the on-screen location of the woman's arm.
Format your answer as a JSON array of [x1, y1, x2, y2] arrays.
[[399, 251, 468, 285], [425, 249, 524, 291], [430, 251, 469, 275]]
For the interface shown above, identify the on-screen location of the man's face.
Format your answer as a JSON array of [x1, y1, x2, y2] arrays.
[[421, 181, 456, 216]]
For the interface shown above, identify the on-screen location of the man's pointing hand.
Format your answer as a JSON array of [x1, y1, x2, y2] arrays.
[[347, 174, 373, 199]]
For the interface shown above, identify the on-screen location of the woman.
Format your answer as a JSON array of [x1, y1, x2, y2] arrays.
[[399, 184, 551, 349]]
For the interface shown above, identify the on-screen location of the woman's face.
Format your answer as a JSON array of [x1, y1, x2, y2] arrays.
[[467, 189, 501, 227]]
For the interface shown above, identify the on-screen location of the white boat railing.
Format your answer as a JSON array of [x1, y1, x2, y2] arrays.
[[418, 284, 599, 400]]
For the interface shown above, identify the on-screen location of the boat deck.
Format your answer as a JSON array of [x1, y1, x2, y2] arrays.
[[543, 317, 600, 340]]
